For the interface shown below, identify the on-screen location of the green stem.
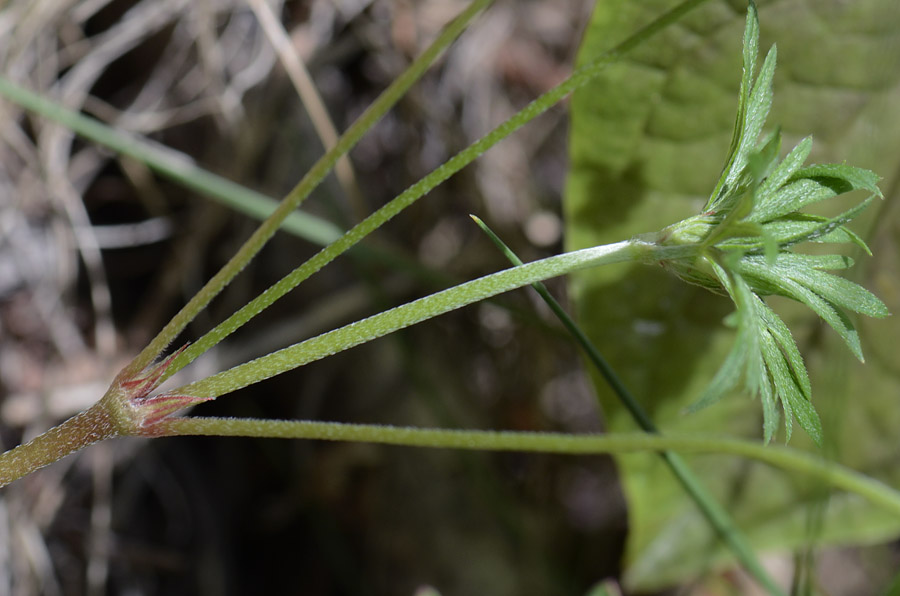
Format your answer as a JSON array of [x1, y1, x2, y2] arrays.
[[0, 403, 118, 488], [472, 217, 783, 595], [0, 76, 459, 291], [662, 454, 782, 594], [0, 76, 343, 247], [471, 217, 654, 426], [172, 241, 679, 399], [156, 417, 900, 519], [161, 0, 712, 383], [116, 0, 495, 376], [0, 0, 713, 489]]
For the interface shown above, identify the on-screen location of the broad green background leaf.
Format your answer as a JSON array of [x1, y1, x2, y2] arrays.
[[565, 0, 900, 590]]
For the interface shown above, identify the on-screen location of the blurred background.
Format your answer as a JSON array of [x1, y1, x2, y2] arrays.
[[3, 0, 899, 594], [0, 0, 633, 594]]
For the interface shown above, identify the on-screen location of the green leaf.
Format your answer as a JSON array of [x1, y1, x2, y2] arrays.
[[786, 391, 824, 449], [753, 136, 813, 209], [751, 158, 880, 223], [773, 369, 793, 442], [758, 360, 780, 443], [754, 294, 811, 399], [757, 177, 848, 220], [707, 0, 764, 211], [760, 328, 823, 445], [759, 330, 794, 439], [566, 0, 900, 589], [790, 163, 882, 196], [814, 223, 872, 255], [738, 258, 865, 360], [770, 260, 890, 318], [747, 127, 782, 185], [762, 196, 875, 249], [682, 263, 755, 412], [772, 253, 854, 271], [732, 271, 766, 398], [739, 44, 778, 171], [709, 44, 778, 215]]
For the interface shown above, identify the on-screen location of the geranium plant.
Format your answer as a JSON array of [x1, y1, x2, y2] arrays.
[[0, 0, 895, 592]]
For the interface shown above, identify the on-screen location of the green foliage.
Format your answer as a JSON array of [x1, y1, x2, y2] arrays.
[[566, 0, 900, 589], [1, 1, 899, 591], [472, 216, 784, 594], [653, 3, 887, 441], [0, 0, 711, 487]]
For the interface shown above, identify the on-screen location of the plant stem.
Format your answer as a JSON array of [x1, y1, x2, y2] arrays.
[[161, 0, 713, 383], [472, 217, 784, 596], [119, 0, 495, 376], [0, 77, 458, 290], [156, 417, 900, 519], [0, 76, 343, 246], [171, 240, 681, 399], [0, 0, 713, 489], [0, 403, 117, 489]]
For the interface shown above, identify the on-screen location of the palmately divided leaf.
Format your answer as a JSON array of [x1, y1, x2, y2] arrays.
[[747, 128, 782, 185], [757, 362, 780, 443], [752, 177, 845, 223], [654, 0, 885, 445], [711, 46, 778, 216], [753, 295, 811, 399], [752, 163, 880, 223], [760, 329, 824, 445], [752, 136, 813, 211], [706, 0, 764, 211], [767, 260, 890, 318], [762, 196, 875, 249], [772, 253, 854, 271], [738, 259, 864, 361], [789, 163, 882, 197], [686, 263, 753, 412]]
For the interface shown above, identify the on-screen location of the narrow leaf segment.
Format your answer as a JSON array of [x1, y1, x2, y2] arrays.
[[656, 1, 888, 443]]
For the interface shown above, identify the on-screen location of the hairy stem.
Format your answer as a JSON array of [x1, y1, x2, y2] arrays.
[[160, 0, 713, 383], [0, 0, 713, 490], [156, 417, 900, 518], [171, 240, 681, 400], [0, 403, 118, 488], [473, 217, 784, 596], [122, 0, 495, 376]]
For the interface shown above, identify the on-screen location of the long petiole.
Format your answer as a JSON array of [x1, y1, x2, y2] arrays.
[[161, 0, 714, 383], [122, 0, 496, 376], [471, 216, 784, 596], [154, 417, 900, 520], [168, 240, 678, 400]]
